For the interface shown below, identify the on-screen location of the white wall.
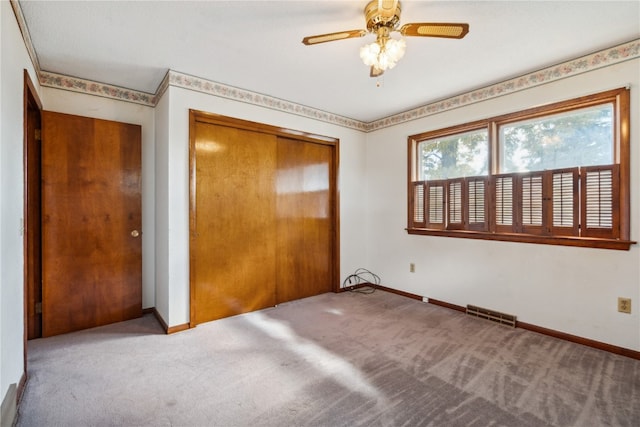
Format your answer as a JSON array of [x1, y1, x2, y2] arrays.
[[0, 0, 40, 403], [155, 86, 368, 327], [42, 88, 156, 309], [154, 89, 170, 323], [365, 59, 640, 351]]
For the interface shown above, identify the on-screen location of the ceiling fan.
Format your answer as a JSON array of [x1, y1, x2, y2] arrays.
[[302, 0, 469, 77]]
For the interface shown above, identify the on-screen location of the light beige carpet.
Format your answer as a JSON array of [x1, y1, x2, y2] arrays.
[[16, 290, 640, 426]]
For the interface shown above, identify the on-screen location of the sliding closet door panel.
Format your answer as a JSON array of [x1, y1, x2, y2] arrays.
[[191, 122, 277, 325], [41, 111, 142, 337], [276, 138, 334, 303]]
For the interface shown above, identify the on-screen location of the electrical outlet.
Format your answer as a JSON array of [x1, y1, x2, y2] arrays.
[[409, 263, 415, 273], [618, 297, 631, 314]]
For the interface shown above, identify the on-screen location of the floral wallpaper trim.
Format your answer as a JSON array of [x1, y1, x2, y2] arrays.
[[39, 72, 156, 107], [166, 71, 368, 132], [155, 71, 171, 103], [367, 39, 640, 132]]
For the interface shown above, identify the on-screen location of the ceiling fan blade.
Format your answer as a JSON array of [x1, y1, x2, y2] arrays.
[[302, 29, 367, 45], [370, 66, 384, 78], [400, 23, 469, 39]]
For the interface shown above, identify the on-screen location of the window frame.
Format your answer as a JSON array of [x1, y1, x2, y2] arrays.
[[407, 87, 633, 250]]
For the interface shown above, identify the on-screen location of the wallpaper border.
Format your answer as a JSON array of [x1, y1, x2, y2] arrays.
[[38, 72, 157, 107], [165, 71, 368, 132]]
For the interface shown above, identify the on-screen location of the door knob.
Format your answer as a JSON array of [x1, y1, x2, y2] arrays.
[[131, 230, 140, 237]]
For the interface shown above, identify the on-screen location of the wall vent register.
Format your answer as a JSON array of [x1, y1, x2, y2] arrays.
[[466, 304, 517, 328]]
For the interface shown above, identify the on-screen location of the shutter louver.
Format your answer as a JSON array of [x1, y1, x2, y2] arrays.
[[412, 182, 425, 226], [551, 168, 579, 236], [448, 181, 463, 228], [553, 172, 574, 226], [581, 165, 619, 239], [467, 178, 488, 231], [585, 170, 612, 228], [522, 175, 543, 226], [495, 176, 513, 227], [429, 187, 444, 223], [426, 182, 446, 230]]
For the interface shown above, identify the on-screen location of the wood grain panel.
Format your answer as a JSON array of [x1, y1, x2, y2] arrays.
[[276, 138, 334, 303], [189, 110, 340, 326], [191, 121, 277, 324], [41, 111, 142, 337]]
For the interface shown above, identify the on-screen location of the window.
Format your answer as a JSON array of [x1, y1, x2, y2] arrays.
[[407, 87, 632, 250], [417, 127, 489, 180], [500, 104, 613, 173]]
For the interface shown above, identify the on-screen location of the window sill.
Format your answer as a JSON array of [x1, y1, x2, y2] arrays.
[[406, 228, 636, 250]]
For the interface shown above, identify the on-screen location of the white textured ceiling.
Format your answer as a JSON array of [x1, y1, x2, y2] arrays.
[[18, 0, 640, 122]]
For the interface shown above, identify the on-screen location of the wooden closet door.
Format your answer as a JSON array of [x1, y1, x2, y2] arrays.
[[276, 138, 334, 303], [41, 111, 142, 337], [190, 122, 277, 325]]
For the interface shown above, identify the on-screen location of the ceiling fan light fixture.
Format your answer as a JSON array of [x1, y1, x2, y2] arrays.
[[302, 0, 468, 77], [359, 42, 380, 65], [359, 37, 406, 71], [385, 37, 406, 61]]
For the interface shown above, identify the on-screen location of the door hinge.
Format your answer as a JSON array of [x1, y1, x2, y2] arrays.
[[35, 302, 42, 314], [35, 129, 41, 141]]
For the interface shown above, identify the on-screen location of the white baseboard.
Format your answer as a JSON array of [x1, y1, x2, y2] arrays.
[[0, 383, 17, 427]]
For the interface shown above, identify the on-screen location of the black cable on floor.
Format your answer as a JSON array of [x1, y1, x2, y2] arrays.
[[341, 268, 380, 294]]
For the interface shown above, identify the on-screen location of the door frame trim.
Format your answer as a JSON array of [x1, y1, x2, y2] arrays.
[[188, 109, 340, 327], [22, 69, 43, 391]]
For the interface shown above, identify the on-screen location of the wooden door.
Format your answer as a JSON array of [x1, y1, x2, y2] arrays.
[[276, 137, 334, 303], [190, 121, 278, 325], [189, 112, 339, 326], [41, 111, 142, 337]]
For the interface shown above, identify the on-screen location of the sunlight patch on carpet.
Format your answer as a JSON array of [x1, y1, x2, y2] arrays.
[[245, 312, 384, 401]]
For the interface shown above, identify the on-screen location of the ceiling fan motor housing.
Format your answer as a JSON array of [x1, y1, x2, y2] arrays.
[[365, 0, 401, 32]]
